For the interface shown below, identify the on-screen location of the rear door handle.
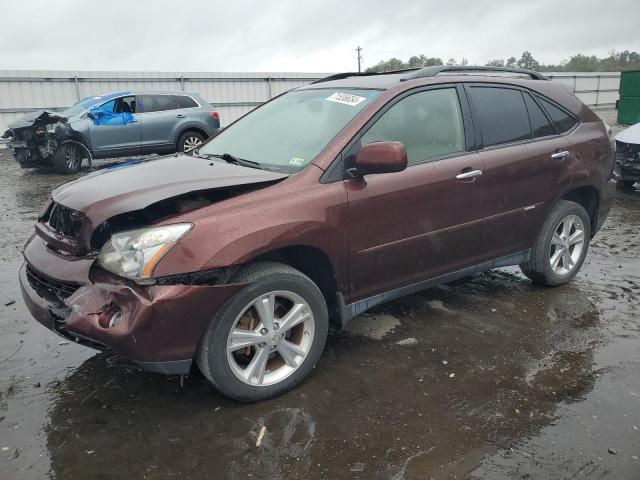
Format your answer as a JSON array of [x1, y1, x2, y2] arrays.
[[551, 150, 571, 160], [176, 114, 186, 118], [456, 169, 483, 180]]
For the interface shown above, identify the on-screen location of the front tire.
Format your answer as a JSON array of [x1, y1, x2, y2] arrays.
[[196, 262, 329, 402], [53, 143, 84, 174], [520, 200, 591, 286]]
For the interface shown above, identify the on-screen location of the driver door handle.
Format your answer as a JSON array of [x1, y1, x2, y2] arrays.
[[456, 169, 483, 180], [551, 150, 571, 160]]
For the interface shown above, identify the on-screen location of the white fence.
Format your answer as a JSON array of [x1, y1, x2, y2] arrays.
[[545, 72, 620, 108], [0, 70, 621, 135]]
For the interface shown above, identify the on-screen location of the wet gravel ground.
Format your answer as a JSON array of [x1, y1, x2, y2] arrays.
[[0, 111, 639, 479]]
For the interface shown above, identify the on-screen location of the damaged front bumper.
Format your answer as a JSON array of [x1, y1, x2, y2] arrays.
[[613, 140, 640, 182], [20, 236, 244, 374], [3, 110, 73, 167]]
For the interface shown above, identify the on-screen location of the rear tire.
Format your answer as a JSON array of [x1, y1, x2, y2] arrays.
[[196, 262, 329, 402], [178, 131, 205, 155], [520, 200, 591, 286], [53, 143, 84, 174]]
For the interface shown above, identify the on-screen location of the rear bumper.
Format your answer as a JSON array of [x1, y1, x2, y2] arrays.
[[20, 237, 244, 374]]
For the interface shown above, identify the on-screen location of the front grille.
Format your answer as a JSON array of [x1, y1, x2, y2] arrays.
[[25, 264, 80, 304], [47, 202, 83, 239]]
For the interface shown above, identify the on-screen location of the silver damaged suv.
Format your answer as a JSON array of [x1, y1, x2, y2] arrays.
[[2, 91, 221, 173]]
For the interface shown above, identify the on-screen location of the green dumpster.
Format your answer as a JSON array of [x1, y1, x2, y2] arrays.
[[618, 69, 640, 125]]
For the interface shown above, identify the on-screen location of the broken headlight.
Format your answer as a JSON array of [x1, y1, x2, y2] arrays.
[[97, 224, 192, 283]]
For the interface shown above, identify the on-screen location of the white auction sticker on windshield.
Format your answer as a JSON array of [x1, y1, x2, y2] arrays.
[[325, 92, 367, 106]]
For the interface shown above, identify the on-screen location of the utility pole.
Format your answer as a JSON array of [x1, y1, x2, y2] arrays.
[[356, 46, 363, 72]]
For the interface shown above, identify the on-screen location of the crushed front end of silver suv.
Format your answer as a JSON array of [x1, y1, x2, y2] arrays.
[[2, 110, 81, 168]]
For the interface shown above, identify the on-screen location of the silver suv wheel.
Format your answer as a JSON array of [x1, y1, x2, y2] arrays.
[[183, 135, 203, 153], [65, 145, 81, 170]]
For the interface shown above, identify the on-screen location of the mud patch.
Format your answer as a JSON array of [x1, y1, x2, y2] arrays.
[[346, 314, 401, 340]]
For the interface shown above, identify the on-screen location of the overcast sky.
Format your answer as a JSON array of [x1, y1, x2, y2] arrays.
[[1, 0, 638, 73]]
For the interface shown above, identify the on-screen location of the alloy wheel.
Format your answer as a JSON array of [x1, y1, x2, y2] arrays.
[[183, 136, 203, 153], [226, 290, 315, 386], [65, 146, 81, 170], [549, 214, 585, 275]]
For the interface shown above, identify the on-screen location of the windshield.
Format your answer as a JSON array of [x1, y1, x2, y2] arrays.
[[199, 89, 380, 170], [61, 96, 108, 117]]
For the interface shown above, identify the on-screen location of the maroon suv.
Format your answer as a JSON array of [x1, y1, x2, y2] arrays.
[[20, 66, 615, 401]]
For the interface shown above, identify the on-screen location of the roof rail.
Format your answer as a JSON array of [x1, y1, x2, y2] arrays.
[[310, 68, 420, 84], [401, 65, 549, 81]]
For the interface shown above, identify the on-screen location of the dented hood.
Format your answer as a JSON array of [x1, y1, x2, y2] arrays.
[[53, 154, 289, 222], [6, 110, 67, 131]]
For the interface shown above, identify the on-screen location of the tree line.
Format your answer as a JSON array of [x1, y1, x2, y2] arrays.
[[364, 50, 640, 73]]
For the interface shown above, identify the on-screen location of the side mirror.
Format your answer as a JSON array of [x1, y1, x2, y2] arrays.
[[88, 108, 105, 120], [353, 141, 408, 176]]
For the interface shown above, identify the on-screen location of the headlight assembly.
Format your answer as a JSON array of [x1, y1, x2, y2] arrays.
[[97, 223, 192, 283]]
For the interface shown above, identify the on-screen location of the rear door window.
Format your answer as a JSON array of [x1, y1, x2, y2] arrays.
[[361, 88, 465, 165], [139, 95, 178, 112], [469, 87, 532, 147], [536, 96, 578, 133], [524, 93, 555, 138], [175, 95, 199, 108]]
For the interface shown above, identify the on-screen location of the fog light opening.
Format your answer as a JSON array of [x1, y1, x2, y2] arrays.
[[108, 310, 123, 328]]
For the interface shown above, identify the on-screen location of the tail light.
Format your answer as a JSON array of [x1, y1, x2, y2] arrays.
[[209, 112, 220, 120]]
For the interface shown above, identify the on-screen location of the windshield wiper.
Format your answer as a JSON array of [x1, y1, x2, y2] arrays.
[[198, 152, 263, 169]]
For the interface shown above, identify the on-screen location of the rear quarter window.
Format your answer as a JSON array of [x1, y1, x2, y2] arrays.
[[536, 96, 579, 133], [469, 87, 532, 147], [175, 95, 199, 108], [139, 95, 178, 112], [524, 93, 555, 138]]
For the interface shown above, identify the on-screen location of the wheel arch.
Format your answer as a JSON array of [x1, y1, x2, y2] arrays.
[[69, 130, 91, 149], [246, 245, 341, 326], [175, 126, 208, 149], [561, 185, 599, 237]]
